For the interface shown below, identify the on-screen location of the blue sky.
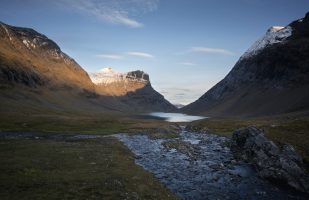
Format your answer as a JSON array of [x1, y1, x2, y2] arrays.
[[1, 0, 308, 104]]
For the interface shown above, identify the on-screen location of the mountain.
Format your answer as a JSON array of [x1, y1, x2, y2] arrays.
[[90, 68, 176, 112], [182, 12, 309, 117], [90, 67, 150, 96], [0, 22, 94, 91], [0, 22, 175, 114]]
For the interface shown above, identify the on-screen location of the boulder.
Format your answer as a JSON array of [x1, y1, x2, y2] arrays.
[[231, 126, 309, 193]]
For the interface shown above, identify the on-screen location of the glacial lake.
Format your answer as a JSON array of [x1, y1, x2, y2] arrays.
[[148, 112, 206, 122]]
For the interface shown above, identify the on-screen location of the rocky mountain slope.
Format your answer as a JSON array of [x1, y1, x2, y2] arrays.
[[182, 12, 309, 117], [0, 22, 175, 114], [0, 21, 94, 91], [90, 68, 176, 112]]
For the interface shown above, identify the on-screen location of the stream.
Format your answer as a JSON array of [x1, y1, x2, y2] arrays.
[[115, 128, 307, 200], [0, 130, 307, 199]]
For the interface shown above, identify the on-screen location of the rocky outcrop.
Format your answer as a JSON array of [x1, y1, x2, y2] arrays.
[[231, 126, 309, 193], [90, 68, 176, 112], [182, 12, 309, 116], [126, 70, 149, 82]]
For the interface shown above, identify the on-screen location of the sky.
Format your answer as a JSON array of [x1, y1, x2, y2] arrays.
[[0, 0, 308, 105]]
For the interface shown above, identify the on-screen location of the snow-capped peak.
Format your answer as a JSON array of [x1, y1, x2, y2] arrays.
[[90, 67, 126, 84], [268, 26, 285, 32], [99, 67, 114, 73], [241, 25, 292, 60], [89, 67, 149, 85]]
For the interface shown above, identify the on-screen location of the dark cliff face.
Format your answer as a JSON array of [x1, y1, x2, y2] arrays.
[[123, 83, 176, 112], [118, 70, 176, 112], [182, 12, 309, 117], [126, 70, 150, 82]]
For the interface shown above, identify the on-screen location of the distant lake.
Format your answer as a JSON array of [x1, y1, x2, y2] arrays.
[[148, 112, 206, 122]]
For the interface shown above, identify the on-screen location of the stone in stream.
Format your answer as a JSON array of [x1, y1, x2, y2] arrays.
[[231, 126, 309, 193]]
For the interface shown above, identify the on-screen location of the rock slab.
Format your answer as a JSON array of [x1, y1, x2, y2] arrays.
[[231, 126, 309, 193]]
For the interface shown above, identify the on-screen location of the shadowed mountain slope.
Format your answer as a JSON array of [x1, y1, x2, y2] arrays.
[[182, 12, 309, 117]]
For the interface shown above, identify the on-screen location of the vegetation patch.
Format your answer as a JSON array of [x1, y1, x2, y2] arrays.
[[0, 137, 176, 200]]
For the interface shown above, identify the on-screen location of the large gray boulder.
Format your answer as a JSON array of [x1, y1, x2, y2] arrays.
[[231, 126, 309, 193]]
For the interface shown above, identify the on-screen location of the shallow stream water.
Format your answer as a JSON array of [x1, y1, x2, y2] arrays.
[[115, 128, 307, 200]]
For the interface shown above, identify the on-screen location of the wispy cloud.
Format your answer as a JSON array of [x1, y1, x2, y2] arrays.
[[190, 47, 233, 55], [180, 62, 196, 66], [59, 0, 159, 28], [96, 51, 154, 59], [127, 51, 154, 58], [96, 54, 123, 59]]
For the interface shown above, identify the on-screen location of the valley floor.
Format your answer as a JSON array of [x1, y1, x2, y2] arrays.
[[0, 132, 176, 200], [0, 113, 308, 199]]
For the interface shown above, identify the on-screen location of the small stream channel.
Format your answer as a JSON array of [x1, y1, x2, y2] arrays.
[[0, 110, 307, 200], [115, 127, 307, 200]]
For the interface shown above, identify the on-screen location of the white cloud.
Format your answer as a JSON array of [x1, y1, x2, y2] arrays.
[[190, 47, 233, 55], [96, 51, 154, 59], [127, 51, 154, 58], [58, 0, 159, 28], [96, 54, 123, 59], [180, 62, 196, 66]]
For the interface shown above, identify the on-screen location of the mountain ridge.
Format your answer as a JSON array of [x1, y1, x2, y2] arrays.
[[181, 12, 309, 117], [0, 21, 176, 114], [0, 21, 94, 92]]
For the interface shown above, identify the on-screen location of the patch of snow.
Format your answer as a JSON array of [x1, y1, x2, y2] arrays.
[[22, 38, 38, 49], [90, 67, 127, 85], [1, 24, 12, 41], [240, 26, 292, 60], [99, 67, 114, 73], [22, 39, 30, 48]]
